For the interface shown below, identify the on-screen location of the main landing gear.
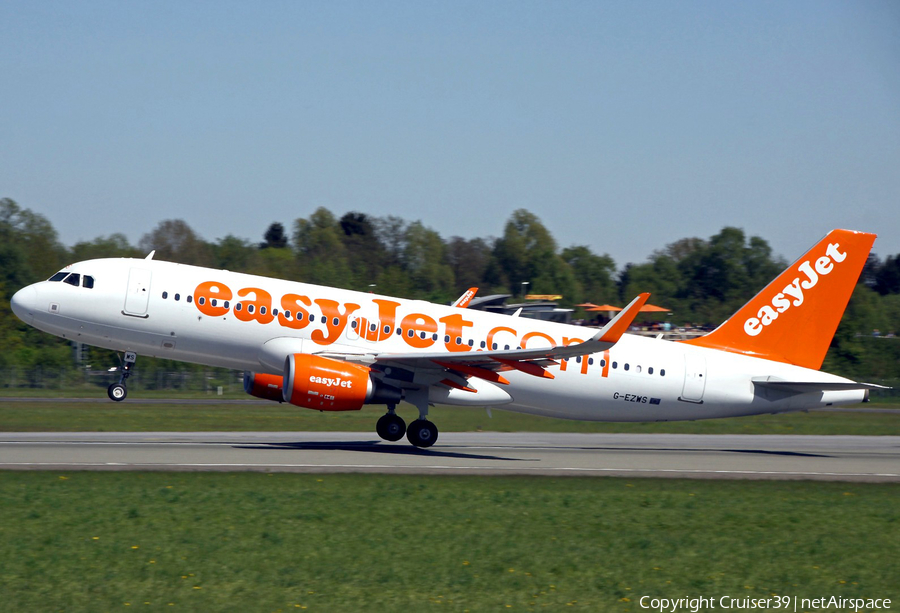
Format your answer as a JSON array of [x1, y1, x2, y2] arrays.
[[376, 389, 439, 449], [406, 419, 438, 448], [108, 351, 137, 402], [376, 406, 406, 441]]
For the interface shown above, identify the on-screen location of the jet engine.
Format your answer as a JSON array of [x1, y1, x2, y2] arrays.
[[243, 371, 285, 402], [245, 354, 402, 411], [283, 353, 376, 411]]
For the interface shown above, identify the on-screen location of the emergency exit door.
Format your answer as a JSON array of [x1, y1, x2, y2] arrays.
[[680, 353, 706, 403]]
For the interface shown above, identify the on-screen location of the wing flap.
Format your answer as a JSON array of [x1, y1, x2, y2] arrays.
[[493, 357, 556, 380], [434, 361, 510, 385]]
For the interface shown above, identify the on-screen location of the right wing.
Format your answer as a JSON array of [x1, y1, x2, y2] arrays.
[[321, 292, 650, 389], [260, 293, 649, 407]]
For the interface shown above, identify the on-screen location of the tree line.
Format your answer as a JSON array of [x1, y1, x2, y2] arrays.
[[1, 197, 899, 381]]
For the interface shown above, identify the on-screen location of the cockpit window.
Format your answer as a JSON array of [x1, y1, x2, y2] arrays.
[[48, 271, 94, 288]]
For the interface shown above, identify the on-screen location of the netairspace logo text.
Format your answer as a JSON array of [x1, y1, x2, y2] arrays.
[[639, 595, 892, 612]]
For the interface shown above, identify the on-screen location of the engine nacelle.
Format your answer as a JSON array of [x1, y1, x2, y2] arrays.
[[283, 353, 374, 411], [243, 371, 285, 402]]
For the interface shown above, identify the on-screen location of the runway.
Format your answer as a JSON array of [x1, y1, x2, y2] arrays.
[[1, 432, 898, 482]]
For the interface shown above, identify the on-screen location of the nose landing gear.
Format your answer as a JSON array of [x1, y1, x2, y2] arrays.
[[107, 351, 137, 402]]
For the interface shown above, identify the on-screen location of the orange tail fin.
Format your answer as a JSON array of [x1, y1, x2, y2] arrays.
[[681, 229, 876, 370]]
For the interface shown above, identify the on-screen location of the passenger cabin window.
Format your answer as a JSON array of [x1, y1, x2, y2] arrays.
[[49, 272, 68, 282]]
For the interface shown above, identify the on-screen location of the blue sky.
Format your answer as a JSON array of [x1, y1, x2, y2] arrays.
[[2, 0, 898, 267]]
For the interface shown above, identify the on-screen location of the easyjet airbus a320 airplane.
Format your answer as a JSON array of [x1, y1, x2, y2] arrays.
[[10, 229, 883, 447]]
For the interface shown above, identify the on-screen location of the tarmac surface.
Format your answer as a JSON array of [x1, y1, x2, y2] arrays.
[[1, 432, 898, 482]]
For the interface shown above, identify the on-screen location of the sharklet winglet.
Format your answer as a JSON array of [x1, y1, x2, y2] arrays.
[[595, 293, 650, 343], [452, 287, 478, 308]]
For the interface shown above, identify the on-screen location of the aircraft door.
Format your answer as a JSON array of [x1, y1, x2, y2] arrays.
[[346, 318, 360, 341], [123, 268, 152, 317], [680, 353, 706, 403], [363, 320, 380, 343]]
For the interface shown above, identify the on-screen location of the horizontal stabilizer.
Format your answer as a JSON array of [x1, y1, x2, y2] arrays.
[[751, 377, 890, 394]]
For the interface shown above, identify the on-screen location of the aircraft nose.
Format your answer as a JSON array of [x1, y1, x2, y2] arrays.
[[10, 285, 37, 325]]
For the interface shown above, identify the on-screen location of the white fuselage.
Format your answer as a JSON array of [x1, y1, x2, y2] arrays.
[[12, 257, 865, 421]]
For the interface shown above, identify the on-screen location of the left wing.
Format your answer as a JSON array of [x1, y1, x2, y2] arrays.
[[320, 293, 650, 392]]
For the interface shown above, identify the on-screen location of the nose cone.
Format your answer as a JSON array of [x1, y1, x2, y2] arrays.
[[10, 285, 37, 325]]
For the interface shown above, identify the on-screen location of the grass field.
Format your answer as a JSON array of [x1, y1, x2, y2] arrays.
[[1, 399, 899, 435], [1, 472, 897, 612]]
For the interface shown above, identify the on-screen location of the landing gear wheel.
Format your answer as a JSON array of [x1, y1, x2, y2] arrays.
[[108, 383, 127, 402], [376, 413, 407, 441], [406, 419, 438, 448], [107, 351, 137, 402]]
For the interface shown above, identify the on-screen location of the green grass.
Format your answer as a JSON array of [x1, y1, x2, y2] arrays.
[[0, 387, 249, 399], [0, 400, 899, 435], [0, 472, 896, 612]]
